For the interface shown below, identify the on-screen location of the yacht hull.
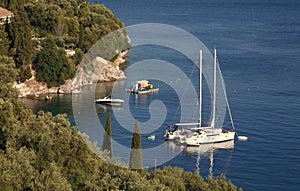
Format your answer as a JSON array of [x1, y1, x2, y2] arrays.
[[186, 131, 235, 146]]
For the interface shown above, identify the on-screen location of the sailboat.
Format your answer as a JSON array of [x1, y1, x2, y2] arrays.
[[185, 49, 235, 146]]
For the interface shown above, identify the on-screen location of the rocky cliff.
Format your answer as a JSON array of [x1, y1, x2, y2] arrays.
[[14, 51, 127, 97]]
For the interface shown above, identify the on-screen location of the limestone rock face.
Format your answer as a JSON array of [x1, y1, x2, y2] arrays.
[[14, 51, 127, 97], [14, 79, 49, 97], [72, 51, 127, 90]]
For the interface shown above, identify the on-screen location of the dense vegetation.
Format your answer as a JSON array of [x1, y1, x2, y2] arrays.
[[0, 0, 128, 87], [0, 1, 242, 190], [34, 41, 75, 87], [0, 55, 242, 190]]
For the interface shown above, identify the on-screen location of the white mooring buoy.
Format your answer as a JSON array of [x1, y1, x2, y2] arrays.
[[238, 136, 248, 141]]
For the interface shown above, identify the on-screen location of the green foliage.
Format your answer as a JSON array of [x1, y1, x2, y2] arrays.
[[7, 0, 33, 67], [1, 0, 128, 87], [0, 80, 241, 190], [131, 120, 142, 150], [24, 0, 127, 53], [72, 48, 84, 65], [0, 1, 241, 190], [25, 3, 65, 36], [0, 55, 18, 84], [129, 120, 143, 169], [0, 57, 23, 150], [102, 112, 112, 157], [0, 26, 9, 56], [77, 3, 126, 52], [18, 65, 32, 83], [154, 166, 240, 191], [34, 48, 75, 87], [0, 0, 9, 8], [40, 35, 57, 50]]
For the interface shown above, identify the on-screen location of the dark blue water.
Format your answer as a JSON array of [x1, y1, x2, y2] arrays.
[[22, 0, 300, 190]]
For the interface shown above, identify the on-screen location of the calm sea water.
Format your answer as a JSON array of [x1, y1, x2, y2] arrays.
[[22, 0, 300, 190]]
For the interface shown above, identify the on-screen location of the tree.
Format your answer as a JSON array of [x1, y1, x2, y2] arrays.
[[7, 0, 33, 68], [0, 0, 9, 8], [129, 120, 143, 169], [0, 26, 9, 56], [18, 65, 32, 83], [0, 55, 18, 84], [34, 47, 75, 87], [0, 2, 242, 190], [102, 112, 112, 158], [72, 48, 84, 65]]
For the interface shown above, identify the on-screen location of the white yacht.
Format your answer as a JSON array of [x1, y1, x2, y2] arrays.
[[185, 49, 235, 146]]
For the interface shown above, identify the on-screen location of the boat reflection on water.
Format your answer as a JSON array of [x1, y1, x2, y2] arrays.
[[166, 141, 186, 154], [166, 140, 234, 154], [95, 103, 124, 114], [184, 140, 234, 176], [166, 140, 234, 176], [184, 140, 234, 155]]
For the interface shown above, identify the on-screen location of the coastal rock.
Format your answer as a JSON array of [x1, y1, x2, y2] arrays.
[[72, 51, 127, 89], [14, 51, 128, 97], [14, 79, 48, 97]]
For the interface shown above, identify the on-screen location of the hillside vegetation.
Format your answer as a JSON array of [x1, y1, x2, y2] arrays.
[[0, 0, 128, 87], [0, 1, 241, 190], [0, 54, 242, 190]]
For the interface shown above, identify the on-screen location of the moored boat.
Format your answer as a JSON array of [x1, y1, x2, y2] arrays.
[[166, 49, 236, 146], [95, 95, 124, 106], [125, 80, 159, 94], [185, 49, 235, 146]]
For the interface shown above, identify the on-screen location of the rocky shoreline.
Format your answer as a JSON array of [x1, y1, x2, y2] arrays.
[[14, 51, 128, 98]]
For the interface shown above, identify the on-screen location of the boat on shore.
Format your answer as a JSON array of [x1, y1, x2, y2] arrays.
[[125, 80, 159, 94], [95, 95, 124, 106]]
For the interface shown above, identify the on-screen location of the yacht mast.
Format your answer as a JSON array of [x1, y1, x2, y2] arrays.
[[212, 48, 217, 129], [199, 50, 203, 127]]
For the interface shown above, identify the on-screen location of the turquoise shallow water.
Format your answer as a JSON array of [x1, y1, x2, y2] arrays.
[[22, 0, 300, 190]]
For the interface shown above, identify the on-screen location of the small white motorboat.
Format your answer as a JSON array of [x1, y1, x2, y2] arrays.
[[95, 95, 124, 106]]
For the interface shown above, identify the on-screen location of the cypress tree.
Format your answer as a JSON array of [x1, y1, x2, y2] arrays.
[[129, 120, 143, 169], [7, 0, 32, 68], [0, 26, 9, 56], [102, 112, 112, 158]]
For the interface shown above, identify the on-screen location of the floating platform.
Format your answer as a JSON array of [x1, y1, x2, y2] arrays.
[[125, 88, 159, 94]]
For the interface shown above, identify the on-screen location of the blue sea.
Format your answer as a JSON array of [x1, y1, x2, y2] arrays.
[[22, 0, 300, 190]]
